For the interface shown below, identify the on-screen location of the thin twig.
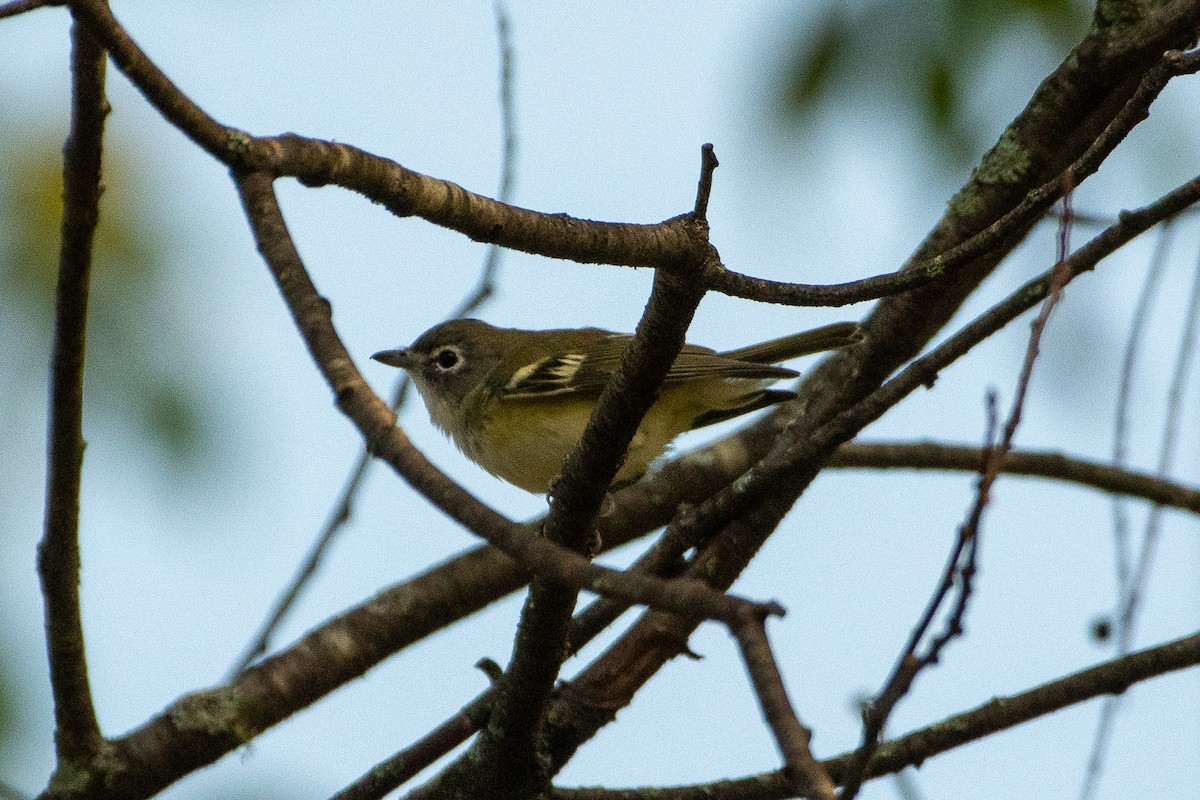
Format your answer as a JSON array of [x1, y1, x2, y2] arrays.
[[1111, 223, 1173, 599], [226, 453, 374, 676], [329, 691, 495, 800], [693, 143, 718, 219], [37, 18, 108, 766], [836, 400, 995, 800], [1080, 225, 1200, 800], [845, 190, 1076, 800]]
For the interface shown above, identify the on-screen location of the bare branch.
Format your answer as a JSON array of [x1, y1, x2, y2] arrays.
[[825, 441, 1200, 515], [733, 614, 835, 800], [329, 691, 494, 800], [0, 0, 62, 19], [693, 143, 718, 219], [38, 17, 108, 767]]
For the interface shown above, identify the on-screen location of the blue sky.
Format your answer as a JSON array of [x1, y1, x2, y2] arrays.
[[2, 3, 1198, 798]]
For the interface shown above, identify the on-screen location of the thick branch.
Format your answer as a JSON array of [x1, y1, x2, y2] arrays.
[[38, 18, 108, 766]]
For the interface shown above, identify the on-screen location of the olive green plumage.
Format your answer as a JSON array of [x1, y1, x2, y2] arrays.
[[373, 319, 860, 493]]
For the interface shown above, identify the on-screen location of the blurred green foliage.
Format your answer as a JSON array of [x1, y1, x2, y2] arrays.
[[777, 0, 1090, 163], [0, 133, 211, 467]]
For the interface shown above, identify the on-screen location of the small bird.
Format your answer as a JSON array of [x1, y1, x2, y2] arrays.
[[372, 319, 860, 493]]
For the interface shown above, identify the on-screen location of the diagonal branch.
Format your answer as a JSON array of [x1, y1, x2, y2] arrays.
[[433, 147, 718, 800], [38, 16, 108, 767], [732, 614, 835, 800], [652, 171, 1200, 570], [227, 0, 522, 678]]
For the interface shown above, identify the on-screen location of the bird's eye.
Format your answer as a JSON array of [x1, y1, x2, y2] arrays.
[[433, 348, 461, 370]]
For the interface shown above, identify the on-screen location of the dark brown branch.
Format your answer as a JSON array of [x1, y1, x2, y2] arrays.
[[733, 614, 835, 800], [37, 18, 108, 767], [330, 691, 495, 800], [825, 441, 1200, 514], [552, 628, 1200, 800], [0, 0, 62, 18], [441, 153, 716, 800], [693, 143, 718, 218]]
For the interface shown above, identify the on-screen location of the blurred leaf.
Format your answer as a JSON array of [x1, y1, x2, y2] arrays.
[[774, 0, 1092, 165], [924, 57, 956, 129], [143, 380, 203, 455], [782, 11, 849, 113], [0, 133, 215, 469]]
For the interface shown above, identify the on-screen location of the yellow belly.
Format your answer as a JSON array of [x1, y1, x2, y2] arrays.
[[456, 381, 763, 493], [460, 397, 658, 493]]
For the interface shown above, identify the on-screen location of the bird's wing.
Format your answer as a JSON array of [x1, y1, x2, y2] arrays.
[[502, 335, 796, 399]]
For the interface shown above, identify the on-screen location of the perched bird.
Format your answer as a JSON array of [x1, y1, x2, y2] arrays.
[[372, 319, 860, 493]]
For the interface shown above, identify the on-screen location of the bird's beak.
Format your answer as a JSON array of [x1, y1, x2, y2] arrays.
[[371, 348, 416, 369]]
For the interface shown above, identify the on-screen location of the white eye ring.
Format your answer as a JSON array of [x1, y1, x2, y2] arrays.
[[432, 346, 464, 371]]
